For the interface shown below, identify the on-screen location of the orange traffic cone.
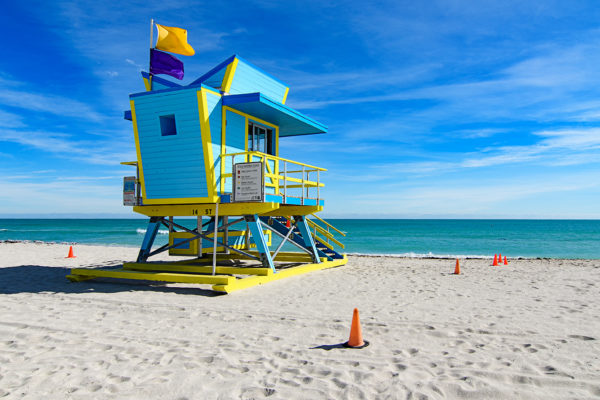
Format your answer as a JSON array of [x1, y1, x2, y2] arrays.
[[504, 256, 508, 265], [492, 254, 498, 266], [498, 253, 502, 264], [65, 246, 76, 258], [454, 259, 460, 275], [344, 308, 369, 348]]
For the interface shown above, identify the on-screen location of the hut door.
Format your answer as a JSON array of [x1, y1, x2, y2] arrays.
[[248, 122, 276, 194]]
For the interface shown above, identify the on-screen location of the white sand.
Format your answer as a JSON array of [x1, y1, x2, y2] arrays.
[[1, 242, 599, 399]]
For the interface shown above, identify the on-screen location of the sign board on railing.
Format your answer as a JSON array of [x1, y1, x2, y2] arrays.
[[233, 162, 264, 202], [123, 176, 137, 206]]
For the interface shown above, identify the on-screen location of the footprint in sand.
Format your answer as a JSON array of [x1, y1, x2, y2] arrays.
[[568, 334, 596, 341], [523, 344, 538, 353]]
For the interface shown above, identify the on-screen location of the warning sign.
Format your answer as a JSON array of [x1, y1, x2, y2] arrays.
[[123, 176, 137, 206], [233, 162, 264, 202]]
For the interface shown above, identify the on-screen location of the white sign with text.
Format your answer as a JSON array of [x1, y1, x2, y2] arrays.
[[233, 162, 264, 202]]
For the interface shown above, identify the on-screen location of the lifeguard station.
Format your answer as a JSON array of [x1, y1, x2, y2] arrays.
[[67, 55, 347, 293]]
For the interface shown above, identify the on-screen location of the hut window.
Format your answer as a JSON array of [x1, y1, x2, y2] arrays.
[[248, 122, 274, 155], [159, 114, 177, 136]]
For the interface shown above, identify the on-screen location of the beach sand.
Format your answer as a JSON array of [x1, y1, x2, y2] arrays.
[[1, 242, 599, 399]]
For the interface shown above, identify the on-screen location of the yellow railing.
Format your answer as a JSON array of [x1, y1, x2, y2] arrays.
[[307, 215, 345, 249], [221, 151, 326, 204], [310, 213, 346, 237]]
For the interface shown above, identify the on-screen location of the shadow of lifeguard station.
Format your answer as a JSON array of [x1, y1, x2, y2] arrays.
[[2, 264, 219, 296]]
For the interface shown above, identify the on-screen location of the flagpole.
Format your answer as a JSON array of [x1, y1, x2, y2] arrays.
[[149, 19, 154, 89], [150, 18, 154, 49]]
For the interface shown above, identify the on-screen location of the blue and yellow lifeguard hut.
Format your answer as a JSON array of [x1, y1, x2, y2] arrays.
[[68, 55, 347, 292]]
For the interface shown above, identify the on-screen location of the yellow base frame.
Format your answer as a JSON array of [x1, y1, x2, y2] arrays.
[[133, 203, 323, 217], [213, 255, 347, 293], [66, 255, 348, 293]]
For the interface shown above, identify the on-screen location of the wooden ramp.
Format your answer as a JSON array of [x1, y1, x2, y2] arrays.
[[67, 254, 347, 293]]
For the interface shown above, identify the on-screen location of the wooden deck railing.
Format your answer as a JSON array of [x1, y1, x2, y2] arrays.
[[221, 151, 326, 204]]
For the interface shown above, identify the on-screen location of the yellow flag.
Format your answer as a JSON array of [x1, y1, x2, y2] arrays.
[[155, 24, 195, 56]]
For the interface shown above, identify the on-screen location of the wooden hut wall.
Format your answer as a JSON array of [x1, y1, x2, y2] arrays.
[[228, 59, 289, 104], [221, 109, 247, 193], [205, 90, 222, 196], [132, 89, 209, 203]]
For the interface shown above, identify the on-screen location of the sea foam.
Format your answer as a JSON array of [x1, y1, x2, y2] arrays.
[[136, 228, 169, 235]]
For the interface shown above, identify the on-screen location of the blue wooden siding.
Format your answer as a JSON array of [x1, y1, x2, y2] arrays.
[[206, 91, 222, 194], [223, 109, 247, 193], [204, 68, 227, 90], [152, 80, 175, 91], [188, 55, 236, 87], [229, 59, 288, 103], [133, 89, 208, 199]]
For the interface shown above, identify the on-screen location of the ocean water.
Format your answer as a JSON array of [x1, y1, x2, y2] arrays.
[[1, 219, 599, 259]]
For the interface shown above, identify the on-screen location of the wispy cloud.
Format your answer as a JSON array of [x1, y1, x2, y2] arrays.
[[0, 128, 135, 165], [365, 127, 600, 179], [339, 171, 600, 218], [449, 128, 507, 139], [0, 75, 104, 121], [462, 128, 600, 168], [0, 175, 124, 213], [0, 109, 26, 128], [288, 34, 600, 133]]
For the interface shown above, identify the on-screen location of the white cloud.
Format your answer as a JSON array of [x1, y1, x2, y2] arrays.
[[367, 127, 600, 176], [288, 34, 600, 132], [0, 128, 135, 165], [0, 78, 104, 121], [0, 109, 26, 128], [0, 176, 124, 213], [534, 128, 600, 148], [451, 128, 506, 139], [462, 128, 600, 168], [335, 171, 600, 218]]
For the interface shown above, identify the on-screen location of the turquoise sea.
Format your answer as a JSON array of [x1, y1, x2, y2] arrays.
[[1, 219, 599, 259]]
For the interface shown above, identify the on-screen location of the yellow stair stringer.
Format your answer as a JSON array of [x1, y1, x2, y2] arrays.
[[211, 254, 348, 293]]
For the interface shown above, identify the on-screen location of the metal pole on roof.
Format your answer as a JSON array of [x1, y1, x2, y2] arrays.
[[150, 19, 154, 49], [149, 19, 154, 89]]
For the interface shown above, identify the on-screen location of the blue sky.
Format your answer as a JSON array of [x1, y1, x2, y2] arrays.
[[1, 0, 599, 218]]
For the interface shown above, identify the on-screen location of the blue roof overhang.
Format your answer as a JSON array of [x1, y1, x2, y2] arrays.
[[222, 93, 327, 137]]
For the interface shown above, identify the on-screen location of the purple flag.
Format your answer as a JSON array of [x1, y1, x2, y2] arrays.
[[150, 48, 184, 80]]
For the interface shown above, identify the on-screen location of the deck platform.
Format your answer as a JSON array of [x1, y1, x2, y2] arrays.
[[67, 254, 347, 293]]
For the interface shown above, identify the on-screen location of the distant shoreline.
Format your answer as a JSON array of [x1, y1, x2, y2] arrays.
[[1, 240, 597, 260]]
